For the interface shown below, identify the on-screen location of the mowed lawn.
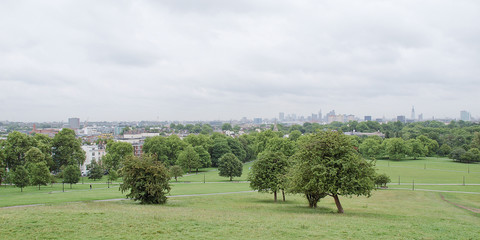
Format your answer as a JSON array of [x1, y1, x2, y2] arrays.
[[1, 190, 479, 240], [1, 158, 479, 239], [375, 157, 480, 184]]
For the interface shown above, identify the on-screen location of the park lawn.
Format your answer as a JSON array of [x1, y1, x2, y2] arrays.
[[0, 183, 124, 207], [375, 158, 480, 184], [1, 190, 479, 240], [441, 192, 480, 210], [0, 182, 251, 208], [174, 162, 253, 182]]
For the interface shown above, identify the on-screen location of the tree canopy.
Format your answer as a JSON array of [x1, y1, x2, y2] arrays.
[[120, 155, 171, 204], [248, 151, 289, 202], [218, 153, 242, 181], [288, 131, 376, 213]]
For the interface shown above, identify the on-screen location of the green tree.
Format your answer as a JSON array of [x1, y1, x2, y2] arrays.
[[359, 137, 382, 159], [218, 153, 243, 181], [13, 166, 29, 192], [88, 160, 104, 181], [194, 146, 211, 168], [176, 146, 201, 174], [460, 148, 480, 163], [210, 138, 232, 167], [120, 155, 171, 204], [288, 131, 376, 213], [227, 137, 247, 162], [248, 151, 290, 202], [108, 170, 119, 183], [169, 165, 183, 182], [103, 141, 134, 171], [288, 130, 302, 142], [33, 133, 54, 170], [417, 135, 439, 156], [265, 137, 296, 158], [29, 161, 50, 190], [63, 164, 81, 188], [383, 138, 407, 160], [438, 144, 452, 156], [375, 173, 391, 188], [25, 147, 45, 166], [0, 168, 5, 186], [143, 135, 186, 166], [406, 139, 427, 160], [52, 128, 85, 171], [222, 123, 233, 131], [4, 131, 34, 170], [449, 147, 466, 162]]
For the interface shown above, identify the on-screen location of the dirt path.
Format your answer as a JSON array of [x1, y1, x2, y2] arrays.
[[440, 194, 480, 214]]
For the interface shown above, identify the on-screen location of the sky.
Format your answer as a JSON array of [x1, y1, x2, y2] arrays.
[[1, 0, 479, 122]]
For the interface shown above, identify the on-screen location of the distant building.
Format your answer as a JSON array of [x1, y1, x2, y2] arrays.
[[69, 118, 80, 129], [364, 116, 372, 121], [279, 112, 285, 121], [411, 106, 416, 121], [460, 111, 471, 121], [375, 118, 383, 123], [418, 113, 423, 121], [253, 118, 262, 124], [81, 144, 106, 176], [397, 115, 406, 123]]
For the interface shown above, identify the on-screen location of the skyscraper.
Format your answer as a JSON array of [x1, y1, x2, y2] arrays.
[[460, 111, 471, 121], [411, 106, 415, 121], [68, 118, 80, 129], [279, 112, 285, 121]]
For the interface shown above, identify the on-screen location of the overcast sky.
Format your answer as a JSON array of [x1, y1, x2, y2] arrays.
[[1, 0, 479, 122]]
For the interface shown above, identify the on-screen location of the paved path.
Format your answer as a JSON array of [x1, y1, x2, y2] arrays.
[[0, 191, 256, 209]]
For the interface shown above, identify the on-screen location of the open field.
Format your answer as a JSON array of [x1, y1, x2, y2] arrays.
[[375, 157, 480, 184], [1, 191, 479, 239], [1, 157, 479, 239]]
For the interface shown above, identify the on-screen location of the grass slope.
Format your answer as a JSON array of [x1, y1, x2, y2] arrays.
[[1, 191, 479, 239]]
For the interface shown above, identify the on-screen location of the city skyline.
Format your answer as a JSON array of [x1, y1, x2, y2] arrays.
[[1, 1, 479, 122]]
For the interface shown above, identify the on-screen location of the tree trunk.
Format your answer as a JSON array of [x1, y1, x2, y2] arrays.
[[21, 187, 23, 192], [274, 191, 277, 202], [175, 176, 177, 182], [333, 194, 344, 213], [38, 184, 40, 190], [70, 183, 72, 189], [306, 193, 319, 208], [282, 190, 285, 202], [230, 176, 232, 181]]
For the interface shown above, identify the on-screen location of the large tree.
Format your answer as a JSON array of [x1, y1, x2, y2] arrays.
[[288, 131, 376, 213], [169, 165, 183, 182], [13, 165, 29, 192], [406, 139, 427, 160], [218, 153, 242, 181], [63, 164, 81, 188], [359, 136, 382, 159], [176, 145, 201, 174], [248, 151, 290, 202], [4, 131, 34, 170], [194, 146, 211, 169], [52, 128, 85, 171], [210, 138, 232, 167], [120, 155, 171, 204], [87, 160, 104, 181], [383, 138, 407, 160], [103, 141, 134, 171], [29, 161, 50, 190]]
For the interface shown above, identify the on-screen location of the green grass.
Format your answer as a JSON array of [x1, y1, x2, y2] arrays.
[[173, 162, 253, 182], [1, 191, 478, 239], [1, 158, 479, 239], [376, 157, 480, 184]]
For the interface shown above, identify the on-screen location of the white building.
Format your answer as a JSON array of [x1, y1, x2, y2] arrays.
[[81, 145, 106, 176]]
